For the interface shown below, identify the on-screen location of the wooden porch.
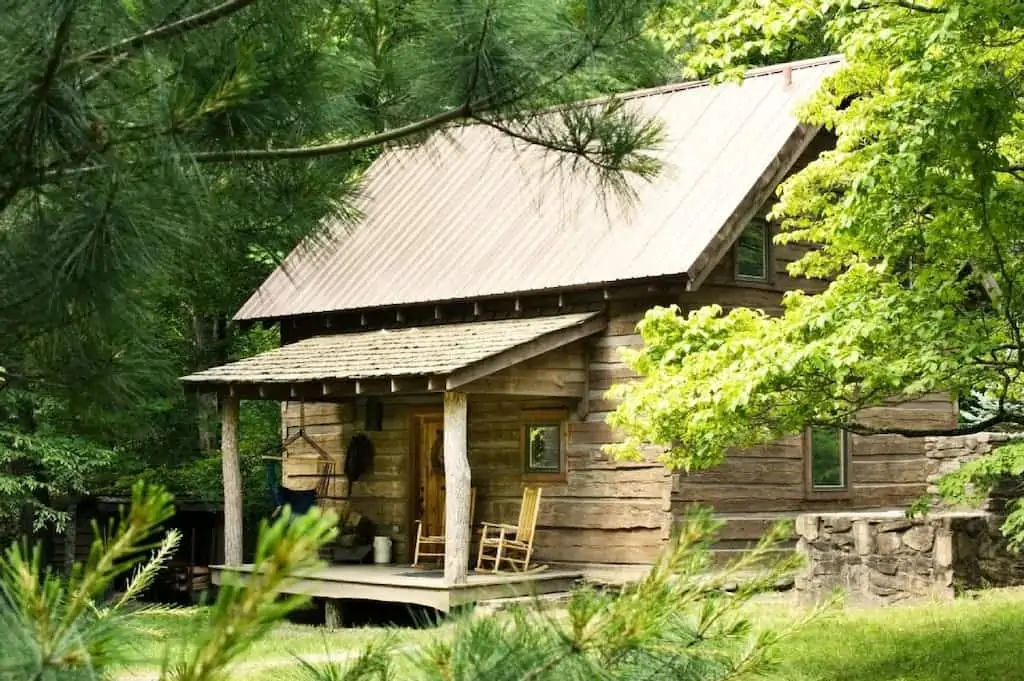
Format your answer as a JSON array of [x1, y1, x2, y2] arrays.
[[210, 563, 583, 612], [181, 313, 610, 588]]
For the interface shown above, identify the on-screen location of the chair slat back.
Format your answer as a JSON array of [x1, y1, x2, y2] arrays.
[[516, 487, 542, 543]]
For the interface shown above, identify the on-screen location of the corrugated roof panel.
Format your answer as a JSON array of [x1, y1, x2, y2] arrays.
[[236, 57, 840, 321]]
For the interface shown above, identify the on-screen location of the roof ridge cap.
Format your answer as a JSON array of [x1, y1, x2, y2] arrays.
[[376, 55, 843, 153]]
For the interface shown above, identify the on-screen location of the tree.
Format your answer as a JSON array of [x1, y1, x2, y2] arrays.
[[648, 0, 831, 72], [0, 0, 675, 528], [609, 1, 1024, 535]]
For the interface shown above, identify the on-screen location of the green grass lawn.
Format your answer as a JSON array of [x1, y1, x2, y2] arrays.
[[120, 589, 1024, 681], [121, 606, 444, 677], [762, 589, 1024, 681]]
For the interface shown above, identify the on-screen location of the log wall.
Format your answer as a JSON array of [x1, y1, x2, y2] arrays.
[[280, 294, 954, 568]]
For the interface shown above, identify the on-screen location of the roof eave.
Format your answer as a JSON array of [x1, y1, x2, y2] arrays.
[[684, 122, 823, 292]]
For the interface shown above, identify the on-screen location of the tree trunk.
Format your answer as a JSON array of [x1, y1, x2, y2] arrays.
[[193, 312, 229, 456], [63, 500, 77, 575], [197, 393, 219, 455], [442, 391, 470, 586], [221, 395, 243, 565]]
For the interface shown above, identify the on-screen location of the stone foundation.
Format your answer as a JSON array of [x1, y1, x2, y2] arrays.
[[795, 510, 1024, 605]]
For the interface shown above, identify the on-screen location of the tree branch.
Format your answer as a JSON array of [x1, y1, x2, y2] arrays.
[[471, 115, 625, 173], [78, 0, 261, 64], [465, 0, 494, 102], [42, 2, 641, 177], [842, 415, 1011, 437], [0, 1, 77, 213], [186, 103, 474, 163], [893, 0, 945, 13]]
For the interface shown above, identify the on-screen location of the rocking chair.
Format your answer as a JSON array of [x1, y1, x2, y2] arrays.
[[476, 487, 542, 573], [412, 488, 477, 567]]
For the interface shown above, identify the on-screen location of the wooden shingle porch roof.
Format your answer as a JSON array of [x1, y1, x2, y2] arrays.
[[182, 312, 604, 399]]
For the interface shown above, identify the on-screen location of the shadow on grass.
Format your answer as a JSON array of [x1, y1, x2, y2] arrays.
[[291, 598, 450, 629]]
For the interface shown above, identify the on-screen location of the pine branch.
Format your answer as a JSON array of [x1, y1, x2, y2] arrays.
[[0, 0, 77, 213], [78, 0, 262, 64], [465, 0, 495, 101], [186, 102, 474, 162], [33, 1, 647, 180]]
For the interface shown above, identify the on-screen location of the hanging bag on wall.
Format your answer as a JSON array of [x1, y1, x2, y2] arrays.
[[344, 433, 375, 497]]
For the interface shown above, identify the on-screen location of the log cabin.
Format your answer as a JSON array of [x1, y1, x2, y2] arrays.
[[181, 55, 956, 610]]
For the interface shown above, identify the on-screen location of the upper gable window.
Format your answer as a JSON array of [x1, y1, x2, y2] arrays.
[[735, 219, 770, 282]]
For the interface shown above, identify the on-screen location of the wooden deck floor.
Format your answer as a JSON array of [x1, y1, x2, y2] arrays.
[[210, 563, 583, 612]]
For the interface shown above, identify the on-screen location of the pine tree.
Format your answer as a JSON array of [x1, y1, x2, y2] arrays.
[[0, 0, 674, 527]]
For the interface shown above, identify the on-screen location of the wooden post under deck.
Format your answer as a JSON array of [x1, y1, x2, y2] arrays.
[[442, 391, 471, 586], [221, 394, 243, 565]]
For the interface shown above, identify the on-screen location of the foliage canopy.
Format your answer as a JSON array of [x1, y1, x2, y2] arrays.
[[611, 0, 1024, 534]]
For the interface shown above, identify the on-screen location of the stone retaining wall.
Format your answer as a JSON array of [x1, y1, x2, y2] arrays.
[[924, 432, 1020, 504], [795, 510, 1024, 605]]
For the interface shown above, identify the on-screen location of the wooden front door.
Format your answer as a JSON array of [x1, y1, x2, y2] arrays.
[[414, 415, 446, 537]]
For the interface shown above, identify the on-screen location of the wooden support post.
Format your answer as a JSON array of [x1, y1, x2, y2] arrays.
[[221, 395, 244, 566], [443, 391, 471, 586], [324, 599, 344, 629]]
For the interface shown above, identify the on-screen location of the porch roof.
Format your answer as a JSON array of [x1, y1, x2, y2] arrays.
[[181, 312, 604, 397]]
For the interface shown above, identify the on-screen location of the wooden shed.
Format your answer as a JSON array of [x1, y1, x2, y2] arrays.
[[181, 56, 956, 609], [54, 496, 224, 603]]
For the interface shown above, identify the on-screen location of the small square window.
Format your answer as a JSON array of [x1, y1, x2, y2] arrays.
[[525, 423, 562, 474], [809, 426, 847, 490], [735, 220, 769, 281]]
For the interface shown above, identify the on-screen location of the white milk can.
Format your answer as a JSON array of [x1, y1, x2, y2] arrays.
[[373, 536, 393, 564]]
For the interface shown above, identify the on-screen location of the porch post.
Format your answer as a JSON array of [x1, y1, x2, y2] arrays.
[[442, 391, 470, 586], [221, 394, 244, 565]]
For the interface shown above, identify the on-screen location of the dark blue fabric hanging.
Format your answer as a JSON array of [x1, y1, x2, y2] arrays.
[[280, 488, 317, 515], [265, 459, 284, 508]]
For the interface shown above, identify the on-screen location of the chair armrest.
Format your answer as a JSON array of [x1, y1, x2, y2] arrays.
[[480, 522, 518, 530]]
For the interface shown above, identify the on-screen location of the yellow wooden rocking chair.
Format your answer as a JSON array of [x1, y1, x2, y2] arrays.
[[412, 488, 476, 567], [476, 487, 543, 573]]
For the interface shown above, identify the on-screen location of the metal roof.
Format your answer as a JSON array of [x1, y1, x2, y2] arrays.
[[236, 57, 840, 322], [182, 312, 600, 386]]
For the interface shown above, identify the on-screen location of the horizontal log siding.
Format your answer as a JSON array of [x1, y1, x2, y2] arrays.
[[278, 302, 955, 569], [282, 397, 440, 561], [568, 301, 677, 564]]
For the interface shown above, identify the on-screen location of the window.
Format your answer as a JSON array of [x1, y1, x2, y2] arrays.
[[525, 423, 562, 474], [808, 426, 848, 490], [735, 219, 770, 281]]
